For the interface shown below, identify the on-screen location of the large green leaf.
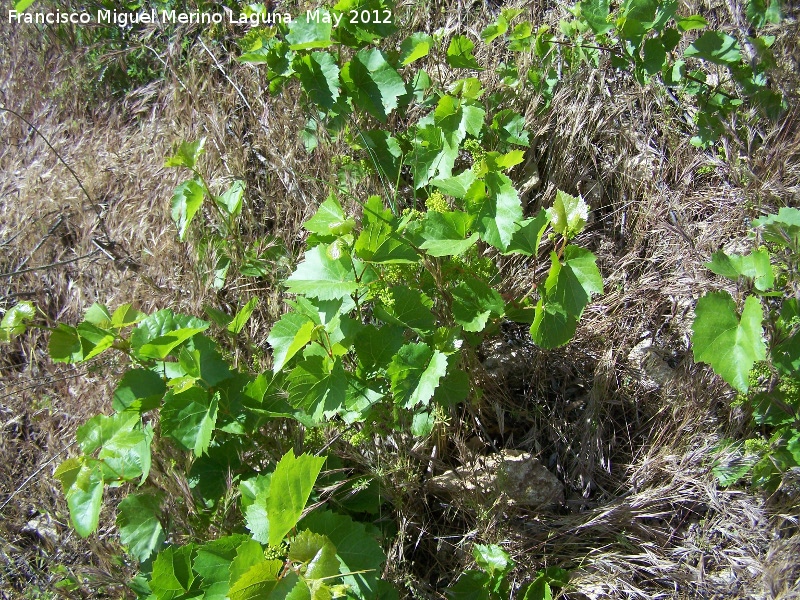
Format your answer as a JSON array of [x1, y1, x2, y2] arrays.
[[287, 356, 348, 422], [304, 194, 349, 237], [170, 179, 205, 242], [117, 492, 165, 563], [54, 458, 104, 538], [286, 11, 333, 49], [432, 170, 477, 200], [464, 173, 523, 251], [446, 35, 482, 69], [685, 31, 742, 65], [161, 387, 219, 455], [266, 451, 326, 546], [418, 210, 478, 257], [399, 32, 433, 65], [150, 545, 196, 600], [706, 249, 774, 292], [361, 130, 403, 184], [434, 95, 485, 144], [530, 247, 603, 348], [268, 312, 316, 372], [289, 530, 341, 579], [228, 560, 286, 600], [692, 292, 766, 392], [0, 301, 35, 342], [547, 190, 589, 239], [354, 324, 404, 373], [505, 209, 550, 256], [343, 48, 406, 122], [580, 0, 614, 34], [301, 510, 387, 599], [295, 52, 340, 110], [387, 343, 448, 408], [286, 245, 360, 300], [112, 369, 166, 413], [451, 277, 505, 332], [374, 287, 436, 333], [164, 138, 205, 169], [193, 535, 252, 600], [407, 125, 458, 188]]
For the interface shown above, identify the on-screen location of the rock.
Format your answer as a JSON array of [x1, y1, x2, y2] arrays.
[[426, 450, 564, 508]]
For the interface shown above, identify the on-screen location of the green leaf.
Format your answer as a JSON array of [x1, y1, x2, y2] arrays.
[[685, 31, 742, 65], [112, 369, 165, 413], [228, 298, 259, 334], [165, 138, 205, 168], [618, 0, 659, 38], [505, 209, 550, 256], [193, 535, 252, 599], [111, 304, 146, 328], [268, 312, 316, 372], [354, 324, 404, 373], [161, 387, 219, 455], [361, 130, 402, 184], [375, 286, 436, 333], [301, 510, 386, 598], [407, 125, 458, 188], [530, 247, 603, 348], [481, 15, 509, 43], [170, 179, 205, 242], [465, 173, 523, 251], [305, 194, 349, 237], [519, 577, 553, 600], [473, 544, 514, 577], [286, 11, 333, 49], [677, 14, 708, 31], [178, 334, 233, 386], [642, 37, 667, 75], [76, 412, 152, 483], [435, 95, 485, 142], [747, 0, 781, 28], [447, 570, 491, 600], [753, 207, 800, 250], [117, 492, 165, 563], [0, 301, 35, 342], [266, 451, 326, 546], [432, 170, 477, 200], [287, 356, 347, 422], [446, 35, 482, 69], [286, 245, 360, 301], [387, 343, 448, 409], [546, 190, 589, 239], [150, 545, 196, 600], [290, 530, 341, 579], [692, 292, 766, 392], [399, 32, 433, 65], [343, 48, 406, 122], [215, 180, 245, 217], [490, 110, 530, 147], [706, 249, 774, 292], [295, 52, 341, 110], [451, 278, 505, 332], [54, 459, 104, 538], [14, 0, 36, 10], [418, 210, 478, 257], [580, 0, 613, 34], [134, 325, 208, 360]]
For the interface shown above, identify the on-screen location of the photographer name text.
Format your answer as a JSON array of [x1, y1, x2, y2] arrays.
[[8, 8, 392, 27]]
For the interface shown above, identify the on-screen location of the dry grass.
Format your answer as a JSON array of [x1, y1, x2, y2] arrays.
[[2, 0, 800, 598]]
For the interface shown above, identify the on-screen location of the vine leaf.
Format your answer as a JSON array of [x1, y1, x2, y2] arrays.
[[418, 210, 478, 257], [399, 32, 433, 65], [580, 0, 614, 34], [691, 292, 766, 392], [451, 277, 505, 332], [160, 387, 219, 455], [301, 510, 386, 598], [54, 458, 104, 538], [150, 545, 196, 599], [286, 12, 333, 49], [266, 451, 327, 546], [505, 209, 550, 256], [465, 172, 523, 251], [164, 138, 205, 169], [289, 530, 341, 579], [547, 190, 589, 239], [287, 356, 348, 422], [0, 301, 35, 342], [228, 559, 285, 600], [446, 35, 482, 69], [706, 249, 774, 292], [111, 368, 166, 413], [117, 492, 165, 563], [286, 245, 360, 301], [171, 179, 205, 242], [685, 31, 741, 65], [268, 312, 316, 372], [294, 52, 340, 110], [387, 343, 448, 408], [343, 48, 406, 122], [193, 534, 252, 599]]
